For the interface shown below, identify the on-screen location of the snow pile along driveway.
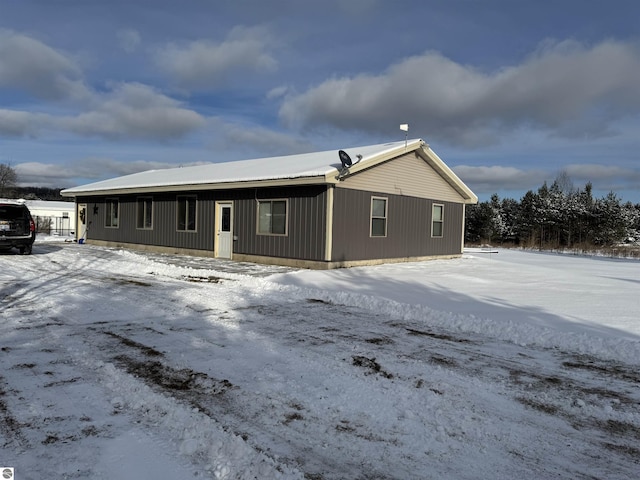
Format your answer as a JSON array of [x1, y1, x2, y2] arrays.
[[1, 243, 639, 479]]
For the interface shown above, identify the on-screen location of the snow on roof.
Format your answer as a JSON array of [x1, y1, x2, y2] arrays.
[[0, 199, 25, 205], [61, 140, 423, 195], [1, 199, 74, 211], [25, 200, 75, 212]]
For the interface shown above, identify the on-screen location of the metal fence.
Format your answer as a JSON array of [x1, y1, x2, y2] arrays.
[[34, 215, 74, 237]]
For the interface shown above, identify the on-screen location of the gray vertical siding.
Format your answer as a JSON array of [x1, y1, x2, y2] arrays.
[[79, 185, 327, 261], [331, 189, 464, 262], [233, 186, 327, 261], [79, 184, 463, 265], [82, 193, 215, 251]]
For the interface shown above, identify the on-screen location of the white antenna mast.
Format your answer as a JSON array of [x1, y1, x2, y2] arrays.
[[400, 124, 409, 147]]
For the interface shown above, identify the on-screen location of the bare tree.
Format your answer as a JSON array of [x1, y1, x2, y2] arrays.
[[0, 163, 18, 197], [553, 170, 574, 195]]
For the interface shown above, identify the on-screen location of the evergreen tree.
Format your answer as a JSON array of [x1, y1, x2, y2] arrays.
[[517, 190, 540, 247], [591, 192, 626, 245], [464, 179, 637, 249], [465, 201, 495, 243], [621, 202, 640, 242], [500, 197, 519, 243]]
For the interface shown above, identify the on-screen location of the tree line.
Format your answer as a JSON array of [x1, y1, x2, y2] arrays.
[[0, 163, 69, 201], [465, 174, 640, 248]]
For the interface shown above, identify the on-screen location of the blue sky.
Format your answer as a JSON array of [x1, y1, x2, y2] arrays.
[[1, 0, 640, 203]]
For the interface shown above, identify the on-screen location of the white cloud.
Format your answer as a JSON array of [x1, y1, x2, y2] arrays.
[[66, 157, 203, 179], [218, 122, 313, 156], [564, 163, 637, 181], [0, 83, 206, 140], [0, 31, 205, 141], [155, 26, 278, 88], [453, 163, 640, 199], [117, 28, 141, 53], [60, 83, 206, 140], [14, 162, 76, 187], [15, 158, 208, 188], [279, 40, 640, 147], [453, 165, 547, 194], [266, 85, 289, 100], [0, 29, 89, 101], [563, 163, 640, 194], [0, 109, 44, 136]]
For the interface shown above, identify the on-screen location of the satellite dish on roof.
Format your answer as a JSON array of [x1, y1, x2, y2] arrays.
[[338, 150, 352, 169]]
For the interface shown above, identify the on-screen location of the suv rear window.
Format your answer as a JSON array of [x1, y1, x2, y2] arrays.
[[0, 206, 25, 219]]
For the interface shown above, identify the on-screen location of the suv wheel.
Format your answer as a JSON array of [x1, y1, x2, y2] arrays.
[[20, 244, 32, 255]]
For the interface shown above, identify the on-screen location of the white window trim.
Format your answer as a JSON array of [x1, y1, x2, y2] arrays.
[[256, 198, 289, 236], [432, 203, 444, 238], [370, 196, 388, 238]]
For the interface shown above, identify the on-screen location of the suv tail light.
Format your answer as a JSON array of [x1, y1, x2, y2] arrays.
[[29, 218, 36, 232]]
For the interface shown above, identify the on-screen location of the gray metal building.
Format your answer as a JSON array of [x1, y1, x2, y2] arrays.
[[61, 139, 477, 269]]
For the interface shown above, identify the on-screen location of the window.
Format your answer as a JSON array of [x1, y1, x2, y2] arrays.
[[221, 205, 231, 232], [137, 197, 153, 229], [370, 197, 387, 237], [257, 199, 287, 235], [432, 204, 444, 237], [105, 199, 119, 228], [177, 195, 197, 231]]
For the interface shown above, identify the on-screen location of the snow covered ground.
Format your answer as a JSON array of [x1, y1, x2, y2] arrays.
[[1, 241, 639, 479]]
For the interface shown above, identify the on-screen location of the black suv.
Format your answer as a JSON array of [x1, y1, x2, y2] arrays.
[[0, 202, 36, 254]]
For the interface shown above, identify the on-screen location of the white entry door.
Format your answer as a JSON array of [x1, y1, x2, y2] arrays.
[[216, 202, 233, 259], [77, 203, 87, 242]]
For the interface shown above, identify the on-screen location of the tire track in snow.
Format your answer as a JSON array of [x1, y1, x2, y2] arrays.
[[3, 243, 640, 479]]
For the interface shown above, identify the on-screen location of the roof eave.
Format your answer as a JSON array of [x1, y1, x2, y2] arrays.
[[60, 174, 333, 197]]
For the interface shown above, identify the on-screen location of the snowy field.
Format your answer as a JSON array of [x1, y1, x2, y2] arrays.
[[1, 241, 639, 479]]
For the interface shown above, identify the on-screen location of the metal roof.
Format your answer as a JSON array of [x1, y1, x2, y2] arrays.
[[61, 139, 477, 203]]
